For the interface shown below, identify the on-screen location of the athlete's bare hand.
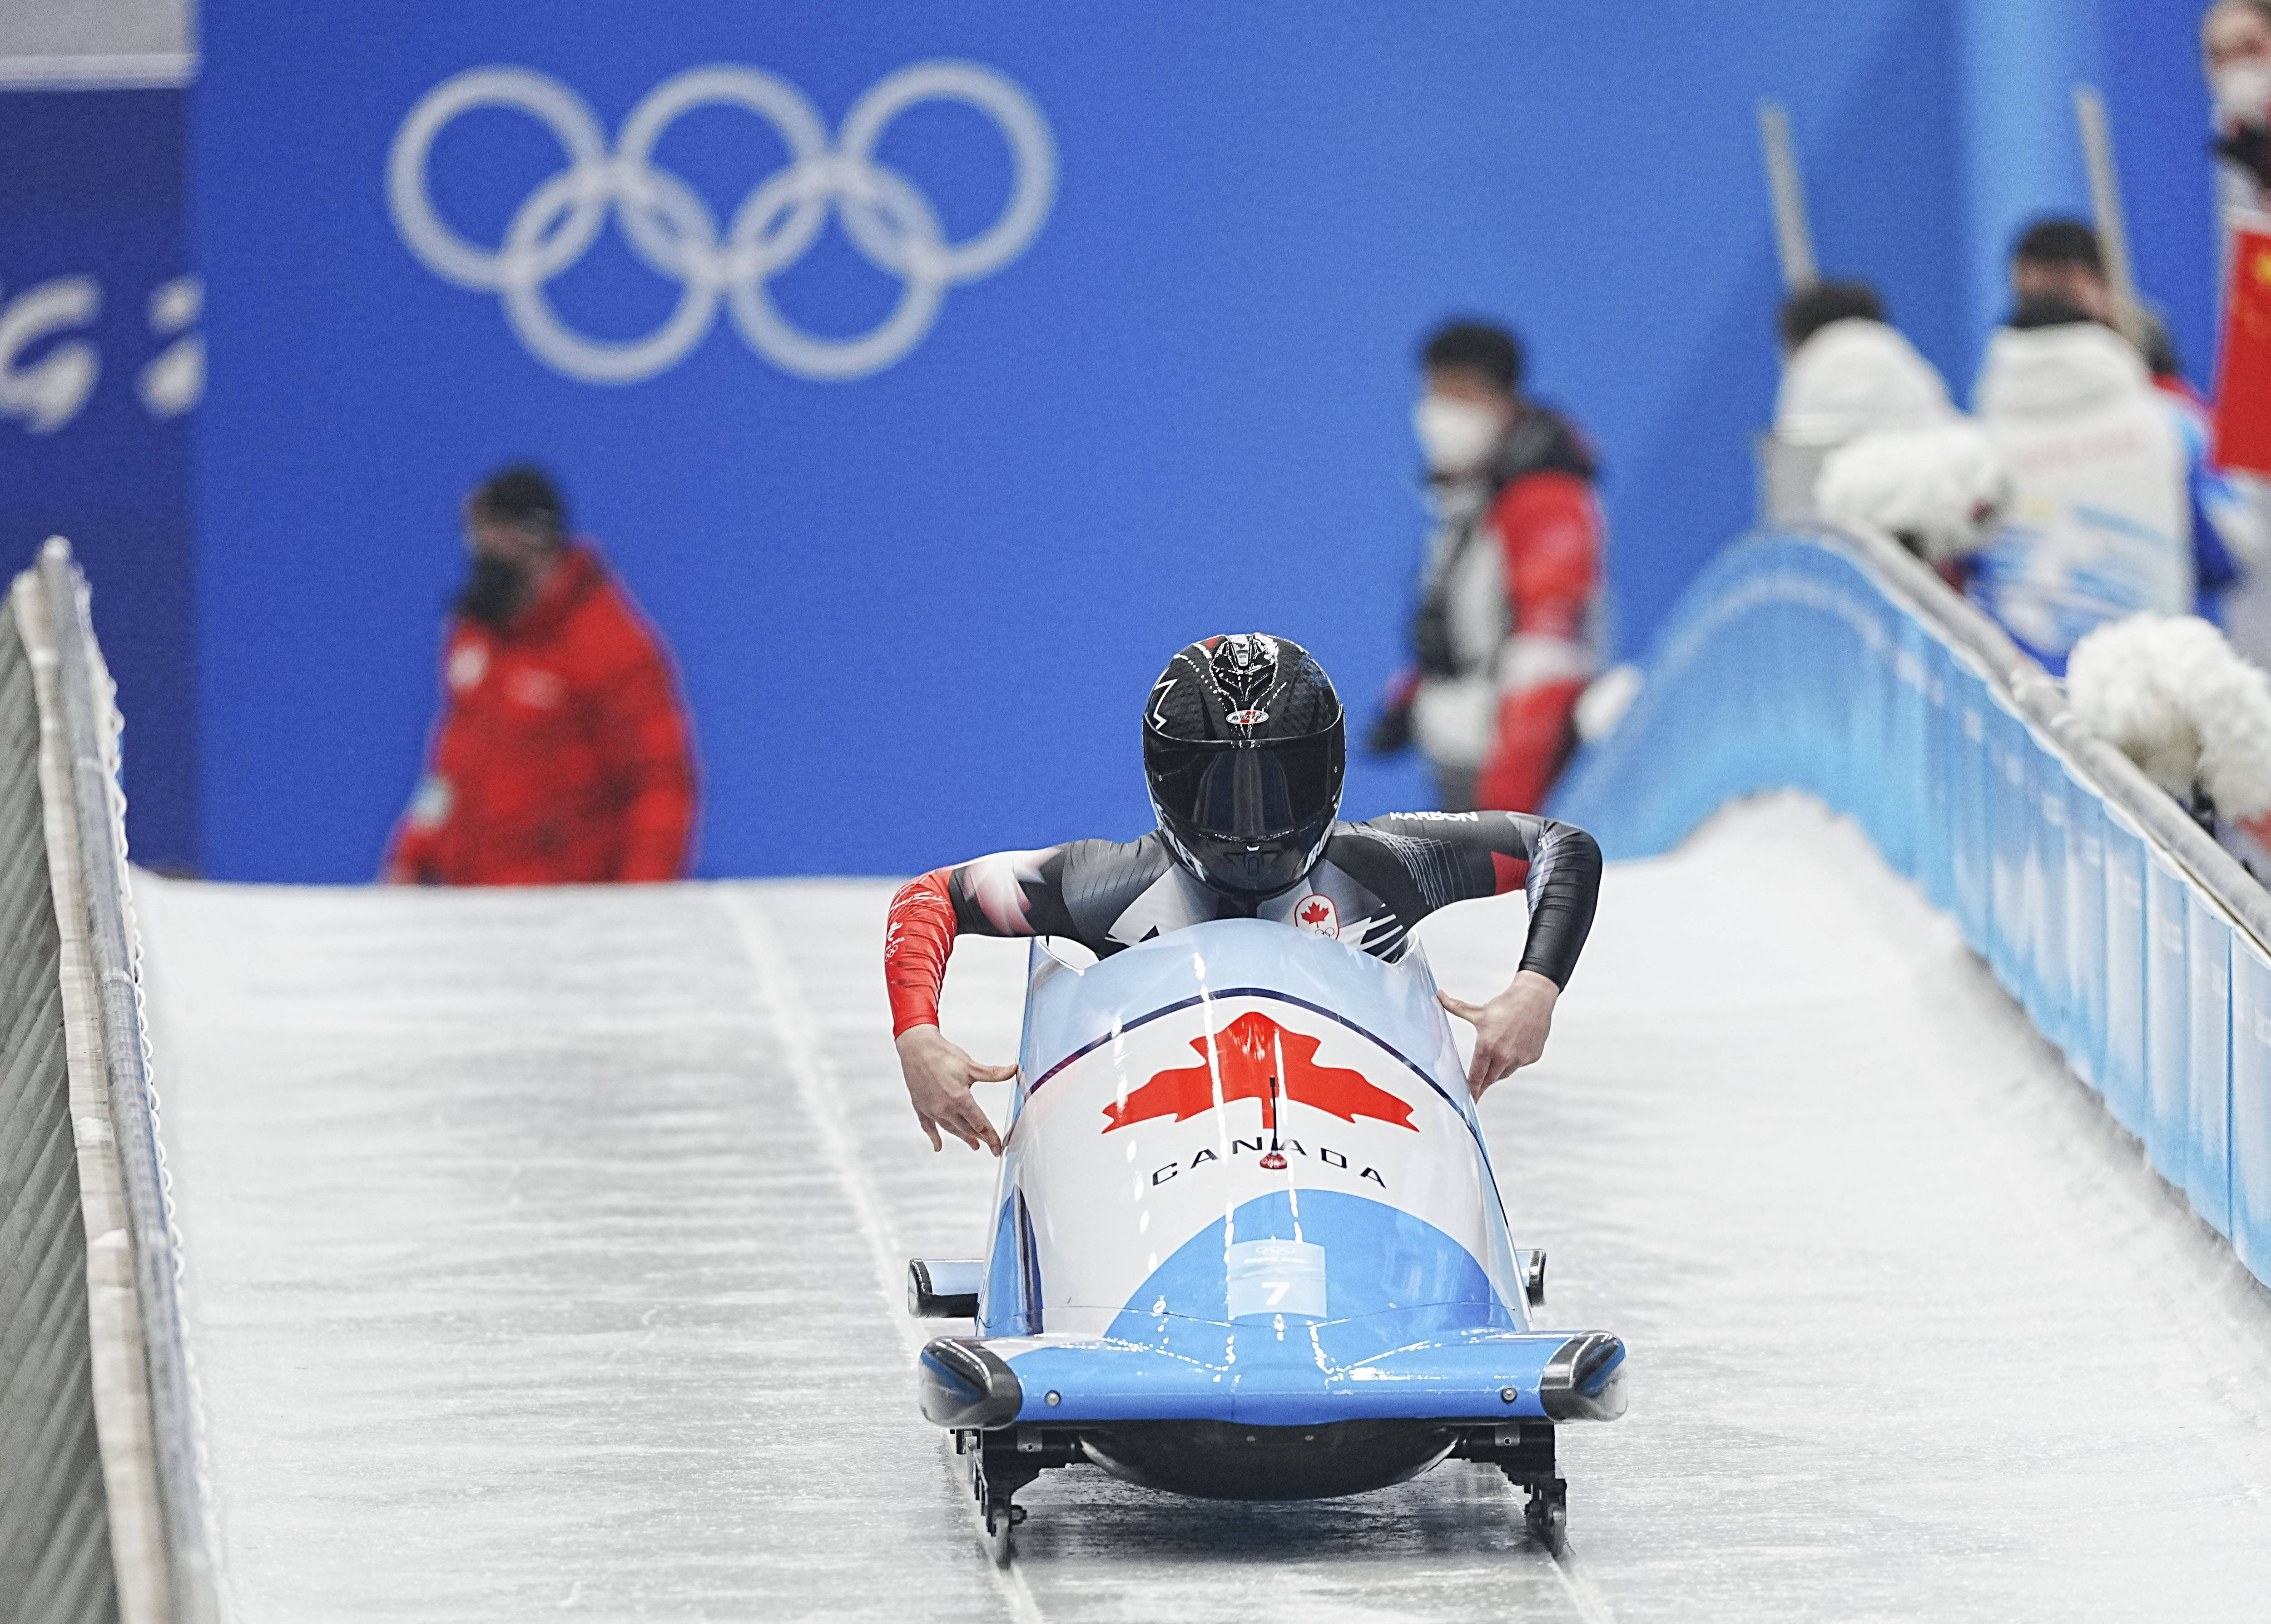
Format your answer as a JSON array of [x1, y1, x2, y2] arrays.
[[1439, 970, 1560, 1100], [896, 1025, 1016, 1154]]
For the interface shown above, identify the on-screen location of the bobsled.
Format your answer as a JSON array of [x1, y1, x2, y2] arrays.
[[907, 917, 1626, 1558]]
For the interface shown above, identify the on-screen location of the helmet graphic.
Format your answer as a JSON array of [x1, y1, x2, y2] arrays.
[[1142, 634, 1346, 897]]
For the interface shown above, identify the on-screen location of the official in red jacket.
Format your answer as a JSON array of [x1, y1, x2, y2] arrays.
[[384, 465, 698, 885], [1372, 321, 1605, 813]]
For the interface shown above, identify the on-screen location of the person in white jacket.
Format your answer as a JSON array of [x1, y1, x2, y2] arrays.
[[1968, 297, 2193, 674], [1773, 281, 1956, 446]]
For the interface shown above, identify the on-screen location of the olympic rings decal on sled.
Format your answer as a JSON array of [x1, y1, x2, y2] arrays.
[[387, 60, 1056, 385]]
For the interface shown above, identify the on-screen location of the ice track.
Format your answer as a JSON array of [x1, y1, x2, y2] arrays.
[[133, 795, 2271, 1622]]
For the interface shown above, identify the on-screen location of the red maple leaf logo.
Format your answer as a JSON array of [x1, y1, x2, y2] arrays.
[[1101, 1011, 1416, 1134], [1299, 898, 1331, 926]]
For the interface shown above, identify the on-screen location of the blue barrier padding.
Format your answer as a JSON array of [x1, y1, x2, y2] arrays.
[[1551, 530, 2271, 1291], [2187, 891, 2235, 1238], [1987, 699, 2032, 998], [2098, 812, 2150, 1140], [2027, 735, 2072, 1059], [1948, 664, 1994, 957], [2062, 767, 2108, 1094], [2144, 852, 2193, 1186], [1915, 630, 1958, 914], [1919, 635, 1950, 881], [2233, 944, 2271, 1278], [1879, 615, 1930, 885]]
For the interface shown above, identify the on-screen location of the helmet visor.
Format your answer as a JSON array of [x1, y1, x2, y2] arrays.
[[1143, 728, 1344, 842]]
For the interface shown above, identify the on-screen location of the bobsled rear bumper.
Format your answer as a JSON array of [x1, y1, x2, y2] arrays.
[[917, 1327, 1626, 1429]]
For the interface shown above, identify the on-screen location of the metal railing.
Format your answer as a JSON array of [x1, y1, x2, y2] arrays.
[[1836, 520, 2271, 954], [0, 540, 218, 1624]]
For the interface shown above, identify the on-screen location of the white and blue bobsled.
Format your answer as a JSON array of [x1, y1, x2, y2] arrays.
[[908, 917, 1626, 1555]]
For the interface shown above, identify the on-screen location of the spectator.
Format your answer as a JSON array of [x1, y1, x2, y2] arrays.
[[2009, 217, 2263, 624], [1773, 280, 1956, 446], [2009, 218, 2121, 324], [2206, 0, 2271, 222], [1369, 321, 1604, 812], [1968, 296, 2193, 674], [2011, 217, 2193, 386], [385, 465, 698, 885]]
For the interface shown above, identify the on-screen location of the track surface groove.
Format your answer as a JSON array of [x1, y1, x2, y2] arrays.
[[134, 796, 2271, 1620]]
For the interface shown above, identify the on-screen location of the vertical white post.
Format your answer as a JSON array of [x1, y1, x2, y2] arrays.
[[2073, 85, 2149, 353], [1757, 99, 1819, 293]]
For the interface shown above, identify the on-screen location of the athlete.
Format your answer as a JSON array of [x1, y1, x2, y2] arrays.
[[884, 633, 1603, 1154]]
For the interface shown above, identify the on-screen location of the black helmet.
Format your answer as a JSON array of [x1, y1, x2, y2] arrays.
[[1142, 634, 1346, 897]]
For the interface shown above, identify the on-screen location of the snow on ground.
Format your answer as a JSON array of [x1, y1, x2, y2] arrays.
[[134, 793, 2271, 1622]]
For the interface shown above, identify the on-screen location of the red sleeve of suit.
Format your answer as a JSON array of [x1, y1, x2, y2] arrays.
[[885, 869, 959, 1035], [1472, 469, 1600, 813]]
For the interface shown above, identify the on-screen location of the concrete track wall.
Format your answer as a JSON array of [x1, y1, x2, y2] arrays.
[[0, 562, 116, 1624]]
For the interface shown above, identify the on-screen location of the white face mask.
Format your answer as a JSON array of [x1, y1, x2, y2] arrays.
[[2213, 59, 2271, 130], [1412, 395, 1503, 475]]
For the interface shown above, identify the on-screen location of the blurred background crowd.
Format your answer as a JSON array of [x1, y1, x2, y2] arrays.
[[3, 0, 2269, 887]]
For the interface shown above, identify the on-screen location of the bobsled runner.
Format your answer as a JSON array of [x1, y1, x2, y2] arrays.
[[907, 917, 1626, 1560]]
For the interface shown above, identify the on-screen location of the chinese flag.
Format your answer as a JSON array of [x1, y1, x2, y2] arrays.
[[2214, 226, 2271, 477]]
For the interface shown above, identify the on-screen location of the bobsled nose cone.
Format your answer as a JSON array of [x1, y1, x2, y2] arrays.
[[1538, 1332, 1628, 1422], [917, 1337, 1022, 1429]]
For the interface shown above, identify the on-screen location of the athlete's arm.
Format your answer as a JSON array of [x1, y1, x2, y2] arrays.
[[1364, 811, 1602, 1097], [1438, 972, 1561, 1101], [884, 848, 1070, 1154]]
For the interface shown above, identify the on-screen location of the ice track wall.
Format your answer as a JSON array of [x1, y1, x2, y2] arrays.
[[0, 552, 115, 1621], [1553, 527, 2271, 1288], [0, 542, 217, 1624]]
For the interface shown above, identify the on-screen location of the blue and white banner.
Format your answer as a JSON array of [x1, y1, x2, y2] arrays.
[[191, 0, 2031, 883], [0, 85, 198, 870]]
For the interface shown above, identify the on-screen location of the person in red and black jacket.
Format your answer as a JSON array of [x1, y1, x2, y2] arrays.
[[1370, 321, 1606, 813], [384, 465, 697, 886]]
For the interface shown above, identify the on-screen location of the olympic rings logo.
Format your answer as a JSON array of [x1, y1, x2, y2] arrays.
[[387, 60, 1055, 385]]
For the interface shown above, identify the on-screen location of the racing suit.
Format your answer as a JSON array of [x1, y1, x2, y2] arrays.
[[385, 544, 698, 885], [884, 812, 1601, 1037], [1402, 408, 1604, 814]]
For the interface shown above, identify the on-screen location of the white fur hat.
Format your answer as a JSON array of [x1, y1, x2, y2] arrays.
[[1814, 420, 2011, 564], [2067, 613, 2271, 819]]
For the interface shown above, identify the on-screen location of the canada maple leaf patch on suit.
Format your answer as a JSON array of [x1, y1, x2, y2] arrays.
[[1294, 893, 1339, 937]]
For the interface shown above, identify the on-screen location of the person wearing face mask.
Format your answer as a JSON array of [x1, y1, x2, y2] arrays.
[[2003, 218, 2265, 627], [383, 464, 698, 885], [1369, 321, 1605, 812], [2207, 0, 2271, 222]]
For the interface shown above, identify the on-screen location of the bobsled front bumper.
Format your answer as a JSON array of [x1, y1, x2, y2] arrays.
[[917, 1326, 1627, 1430]]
